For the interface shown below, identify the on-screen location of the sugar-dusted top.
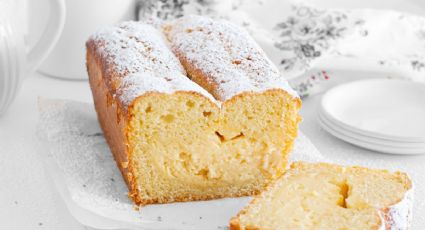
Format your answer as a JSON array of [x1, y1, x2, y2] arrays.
[[87, 21, 217, 108], [164, 15, 298, 101]]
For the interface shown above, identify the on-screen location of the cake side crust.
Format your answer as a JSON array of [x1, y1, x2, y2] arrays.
[[86, 42, 141, 204], [380, 177, 413, 230]]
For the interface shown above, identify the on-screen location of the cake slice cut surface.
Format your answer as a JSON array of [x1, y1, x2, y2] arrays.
[[230, 162, 413, 230]]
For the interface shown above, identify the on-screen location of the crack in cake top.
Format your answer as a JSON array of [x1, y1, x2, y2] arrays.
[[164, 15, 298, 101], [87, 21, 217, 108], [87, 17, 298, 109]]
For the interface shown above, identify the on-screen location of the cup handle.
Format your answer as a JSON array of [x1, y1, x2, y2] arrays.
[[26, 0, 66, 73]]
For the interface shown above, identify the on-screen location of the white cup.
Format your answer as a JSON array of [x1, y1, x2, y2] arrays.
[[0, 0, 65, 115], [37, 0, 137, 80]]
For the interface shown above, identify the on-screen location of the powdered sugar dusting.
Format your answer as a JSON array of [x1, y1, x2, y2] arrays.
[[88, 17, 297, 107], [88, 21, 217, 107], [382, 186, 414, 230], [165, 15, 298, 101]]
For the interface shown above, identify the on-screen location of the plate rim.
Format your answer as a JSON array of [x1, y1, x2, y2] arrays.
[[318, 113, 425, 155], [320, 78, 425, 142], [318, 110, 425, 148]]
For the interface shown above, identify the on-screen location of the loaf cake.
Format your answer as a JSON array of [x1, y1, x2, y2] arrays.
[[86, 15, 300, 205], [230, 162, 413, 230]]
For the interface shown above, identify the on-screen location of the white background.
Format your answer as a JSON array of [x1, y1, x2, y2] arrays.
[[1, 0, 425, 229]]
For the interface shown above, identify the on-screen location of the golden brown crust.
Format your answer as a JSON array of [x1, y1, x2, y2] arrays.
[[86, 41, 141, 204], [228, 181, 267, 230], [230, 216, 242, 230], [129, 189, 262, 206], [176, 53, 221, 100]]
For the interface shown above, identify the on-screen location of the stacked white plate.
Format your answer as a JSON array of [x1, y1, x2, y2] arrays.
[[318, 78, 425, 155]]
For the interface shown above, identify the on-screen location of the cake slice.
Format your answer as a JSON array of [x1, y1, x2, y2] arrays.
[[86, 17, 301, 206], [230, 162, 413, 230]]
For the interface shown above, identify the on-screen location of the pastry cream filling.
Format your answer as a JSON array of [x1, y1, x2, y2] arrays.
[[127, 90, 299, 201]]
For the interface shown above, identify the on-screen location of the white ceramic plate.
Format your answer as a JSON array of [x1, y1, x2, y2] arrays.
[[318, 112, 425, 154], [318, 108, 425, 148], [321, 79, 425, 142], [318, 111, 425, 154]]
